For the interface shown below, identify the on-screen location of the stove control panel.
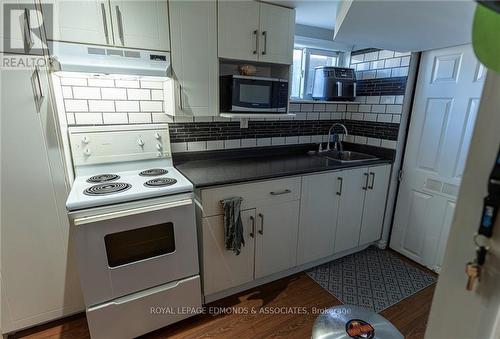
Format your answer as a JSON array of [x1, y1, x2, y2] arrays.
[[68, 125, 172, 166]]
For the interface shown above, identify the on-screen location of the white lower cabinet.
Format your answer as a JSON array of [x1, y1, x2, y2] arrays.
[[254, 200, 300, 279], [202, 210, 256, 295], [297, 172, 341, 265]]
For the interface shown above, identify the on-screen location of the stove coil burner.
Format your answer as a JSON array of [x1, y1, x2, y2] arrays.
[[86, 174, 120, 183], [144, 178, 177, 188], [139, 168, 168, 177], [84, 182, 131, 196]]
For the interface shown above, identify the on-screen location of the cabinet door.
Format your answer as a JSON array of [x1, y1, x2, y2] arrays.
[[297, 172, 341, 265], [110, 0, 170, 51], [202, 210, 256, 295], [169, 0, 218, 116], [255, 200, 300, 279], [48, 0, 113, 46], [359, 165, 391, 246], [218, 0, 260, 62], [1, 62, 83, 332], [258, 3, 295, 64], [334, 167, 367, 253]]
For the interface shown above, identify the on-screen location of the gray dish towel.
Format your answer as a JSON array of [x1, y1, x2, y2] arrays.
[[221, 197, 245, 255]]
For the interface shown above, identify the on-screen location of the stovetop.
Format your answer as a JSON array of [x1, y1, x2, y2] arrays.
[[66, 166, 193, 211]]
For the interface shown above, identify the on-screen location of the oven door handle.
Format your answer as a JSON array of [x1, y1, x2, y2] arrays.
[[73, 199, 193, 226]]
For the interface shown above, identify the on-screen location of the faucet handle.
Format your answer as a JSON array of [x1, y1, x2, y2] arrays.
[[318, 143, 323, 152]]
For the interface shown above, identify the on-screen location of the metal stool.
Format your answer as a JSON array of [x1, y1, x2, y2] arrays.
[[312, 305, 403, 339]]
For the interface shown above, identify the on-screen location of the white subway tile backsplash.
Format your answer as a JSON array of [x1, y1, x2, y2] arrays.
[[377, 114, 392, 123], [380, 95, 396, 104], [225, 139, 241, 149], [354, 135, 368, 144], [299, 135, 311, 144], [344, 135, 355, 143], [194, 116, 213, 123], [66, 113, 75, 125], [392, 115, 401, 124], [103, 113, 128, 124], [115, 100, 140, 112], [363, 113, 377, 122], [345, 112, 352, 119], [378, 50, 395, 59], [392, 67, 409, 77], [300, 103, 313, 111], [362, 70, 376, 79], [337, 104, 347, 111], [171, 142, 188, 153], [187, 141, 207, 152], [356, 62, 370, 71], [173, 116, 193, 123], [257, 138, 271, 146], [367, 137, 381, 147], [241, 138, 257, 148], [358, 104, 371, 113], [386, 104, 402, 114], [381, 140, 397, 149], [319, 112, 331, 120], [364, 51, 379, 61], [152, 113, 173, 123], [61, 86, 73, 99], [351, 113, 364, 120], [354, 96, 366, 103], [128, 88, 150, 100], [115, 79, 140, 88], [289, 103, 301, 112], [140, 80, 164, 89], [313, 103, 326, 112], [311, 135, 323, 143], [271, 137, 285, 145], [72, 86, 101, 99], [88, 78, 115, 87], [350, 54, 364, 64], [395, 95, 404, 104], [307, 112, 319, 120], [325, 103, 337, 111], [74, 113, 103, 124], [206, 140, 224, 150], [366, 96, 380, 104], [140, 101, 163, 112], [371, 104, 386, 113], [384, 57, 401, 68], [285, 136, 299, 144], [394, 51, 411, 57], [400, 56, 411, 67], [60, 77, 87, 86], [347, 104, 359, 112], [101, 88, 127, 100], [89, 100, 115, 112], [332, 112, 344, 120], [376, 69, 392, 79], [371, 60, 385, 69], [295, 112, 307, 121], [65, 99, 88, 112], [128, 113, 152, 124]]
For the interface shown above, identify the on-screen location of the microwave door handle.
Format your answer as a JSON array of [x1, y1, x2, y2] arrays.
[[73, 199, 193, 226], [336, 81, 342, 97]]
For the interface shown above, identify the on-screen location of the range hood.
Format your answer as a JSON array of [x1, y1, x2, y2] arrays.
[[50, 42, 171, 77]]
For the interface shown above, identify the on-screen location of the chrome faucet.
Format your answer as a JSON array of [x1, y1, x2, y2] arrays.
[[325, 123, 348, 152]]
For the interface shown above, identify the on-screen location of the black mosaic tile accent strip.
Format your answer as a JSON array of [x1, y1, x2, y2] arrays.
[[351, 48, 380, 56], [356, 76, 407, 96], [169, 120, 399, 143]]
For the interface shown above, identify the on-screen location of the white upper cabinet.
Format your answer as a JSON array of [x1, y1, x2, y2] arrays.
[[169, 0, 218, 116], [258, 2, 295, 65], [218, 1, 295, 64], [47, 0, 113, 46], [47, 0, 170, 51], [110, 1, 170, 51], [359, 165, 391, 246]]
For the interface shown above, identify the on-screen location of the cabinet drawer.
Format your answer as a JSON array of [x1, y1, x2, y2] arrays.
[[201, 177, 301, 217]]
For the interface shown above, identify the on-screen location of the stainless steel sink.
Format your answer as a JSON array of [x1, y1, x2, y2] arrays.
[[317, 150, 379, 163]]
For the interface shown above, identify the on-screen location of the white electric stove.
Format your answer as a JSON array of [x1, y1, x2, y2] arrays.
[[66, 124, 201, 339]]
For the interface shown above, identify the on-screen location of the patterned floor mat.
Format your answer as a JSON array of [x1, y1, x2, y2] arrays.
[[306, 246, 437, 312]]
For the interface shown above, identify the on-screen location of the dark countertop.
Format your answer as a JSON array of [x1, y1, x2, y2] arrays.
[[174, 143, 394, 188]]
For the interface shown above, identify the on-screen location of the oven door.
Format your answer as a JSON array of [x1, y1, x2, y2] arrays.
[[73, 197, 198, 306], [231, 77, 277, 112]]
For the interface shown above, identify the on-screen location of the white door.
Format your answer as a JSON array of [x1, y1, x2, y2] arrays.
[[255, 200, 300, 279], [390, 44, 485, 270], [1, 60, 83, 333], [218, 0, 260, 62], [110, 0, 170, 51], [297, 172, 341, 265], [202, 210, 256, 296], [48, 0, 113, 46], [169, 0, 218, 116], [258, 2, 295, 65], [359, 165, 391, 246], [334, 168, 367, 253]]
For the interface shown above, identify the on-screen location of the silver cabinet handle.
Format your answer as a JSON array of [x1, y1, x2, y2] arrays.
[[258, 213, 264, 235], [31, 66, 43, 113], [101, 3, 109, 44], [178, 83, 183, 110], [116, 5, 124, 45], [261, 31, 267, 55], [368, 172, 375, 190], [253, 30, 259, 55], [270, 189, 291, 196], [337, 177, 343, 196], [363, 172, 369, 190], [23, 8, 34, 51], [249, 215, 255, 238]]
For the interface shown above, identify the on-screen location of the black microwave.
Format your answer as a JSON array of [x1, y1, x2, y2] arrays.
[[220, 75, 288, 113]]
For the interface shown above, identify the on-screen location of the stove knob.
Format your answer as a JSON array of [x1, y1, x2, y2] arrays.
[[137, 138, 145, 146], [156, 143, 162, 150], [84, 148, 91, 156], [82, 136, 89, 144], [154, 132, 161, 140], [156, 152, 162, 157]]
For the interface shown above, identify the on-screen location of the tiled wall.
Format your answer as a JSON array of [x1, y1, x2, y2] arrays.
[[58, 48, 412, 153]]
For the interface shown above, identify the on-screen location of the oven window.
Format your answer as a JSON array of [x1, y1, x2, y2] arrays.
[[239, 84, 271, 104], [104, 223, 175, 268]]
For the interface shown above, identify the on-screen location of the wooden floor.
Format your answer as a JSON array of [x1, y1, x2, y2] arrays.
[[11, 253, 437, 339]]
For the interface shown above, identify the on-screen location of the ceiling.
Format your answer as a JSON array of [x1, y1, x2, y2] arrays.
[[265, 0, 339, 30]]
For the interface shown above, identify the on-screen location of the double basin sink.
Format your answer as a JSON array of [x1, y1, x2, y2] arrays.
[[316, 150, 379, 163]]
